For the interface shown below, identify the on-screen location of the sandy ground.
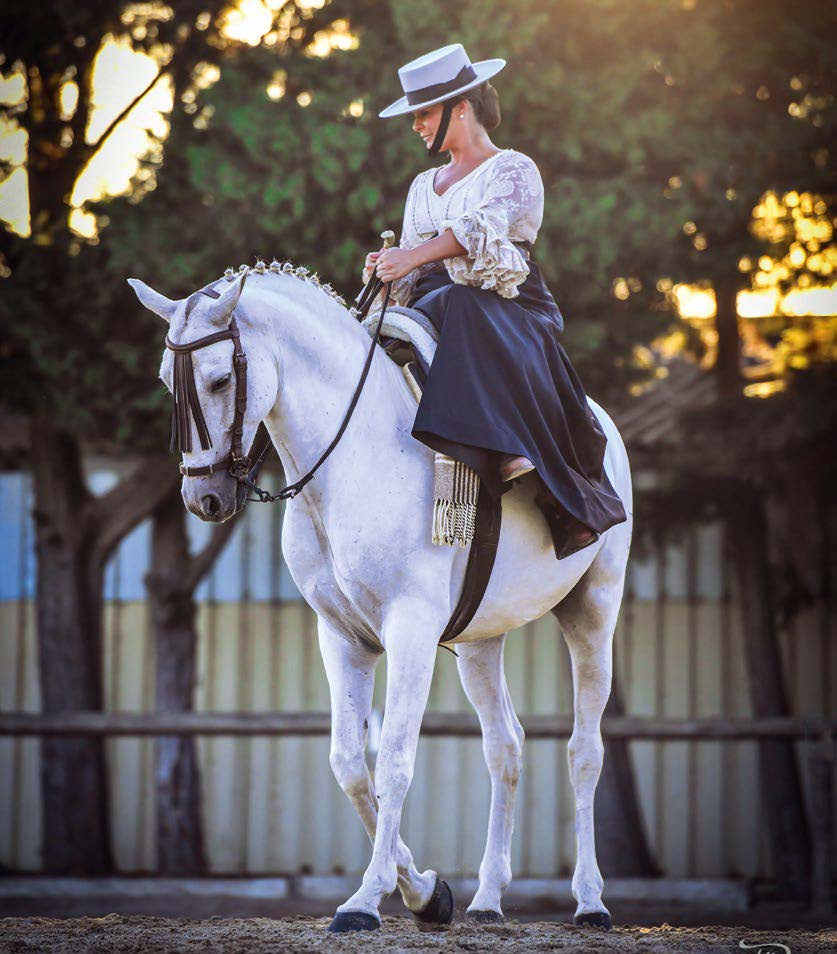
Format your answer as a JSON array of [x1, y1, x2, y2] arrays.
[[0, 915, 833, 954]]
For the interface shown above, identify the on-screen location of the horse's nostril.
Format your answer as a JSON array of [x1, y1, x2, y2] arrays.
[[201, 493, 221, 518]]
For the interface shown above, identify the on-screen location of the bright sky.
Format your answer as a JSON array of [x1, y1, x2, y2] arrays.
[[0, 35, 173, 238], [0, 0, 343, 239]]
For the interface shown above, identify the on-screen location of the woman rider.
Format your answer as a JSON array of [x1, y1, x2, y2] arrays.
[[365, 43, 626, 559]]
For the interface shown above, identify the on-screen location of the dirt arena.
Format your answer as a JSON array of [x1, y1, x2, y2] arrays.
[[0, 915, 832, 953]]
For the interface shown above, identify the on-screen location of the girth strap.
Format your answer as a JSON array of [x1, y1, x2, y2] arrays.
[[437, 485, 502, 643]]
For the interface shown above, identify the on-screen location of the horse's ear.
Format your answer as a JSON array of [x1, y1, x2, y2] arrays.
[[127, 278, 179, 324], [204, 272, 248, 327]]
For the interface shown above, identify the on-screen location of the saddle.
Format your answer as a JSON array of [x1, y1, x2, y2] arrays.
[[360, 305, 502, 645]]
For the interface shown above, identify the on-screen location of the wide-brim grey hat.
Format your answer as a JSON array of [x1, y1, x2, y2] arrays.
[[379, 43, 505, 118]]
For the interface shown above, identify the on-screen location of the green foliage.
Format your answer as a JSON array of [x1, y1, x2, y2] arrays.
[[2, 0, 833, 448]]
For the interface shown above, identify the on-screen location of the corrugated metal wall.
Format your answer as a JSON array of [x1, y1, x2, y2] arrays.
[[1, 470, 834, 878]]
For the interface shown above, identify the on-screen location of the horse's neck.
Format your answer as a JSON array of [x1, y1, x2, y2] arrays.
[[260, 281, 400, 507]]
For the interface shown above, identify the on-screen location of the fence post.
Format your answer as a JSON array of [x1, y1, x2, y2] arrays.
[[809, 731, 834, 913]]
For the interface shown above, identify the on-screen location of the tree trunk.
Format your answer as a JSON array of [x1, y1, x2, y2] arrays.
[[30, 413, 178, 873], [726, 490, 811, 899], [714, 270, 742, 399], [596, 670, 657, 875], [30, 417, 113, 873], [146, 492, 207, 874]]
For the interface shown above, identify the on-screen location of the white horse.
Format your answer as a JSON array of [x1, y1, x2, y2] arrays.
[[129, 262, 632, 932]]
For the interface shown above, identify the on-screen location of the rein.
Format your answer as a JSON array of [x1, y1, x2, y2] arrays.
[[165, 265, 393, 503]]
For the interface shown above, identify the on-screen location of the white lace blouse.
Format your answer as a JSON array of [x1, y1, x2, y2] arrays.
[[390, 148, 544, 305]]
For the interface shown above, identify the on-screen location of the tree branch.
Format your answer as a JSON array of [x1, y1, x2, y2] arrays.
[[84, 64, 172, 163], [87, 456, 179, 569], [184, 514, 241, 594]]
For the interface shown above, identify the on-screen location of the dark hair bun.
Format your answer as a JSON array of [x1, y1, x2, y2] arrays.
[[461, 81, 501, 131]]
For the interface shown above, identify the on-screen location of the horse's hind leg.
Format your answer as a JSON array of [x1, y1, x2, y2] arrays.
[[551, 532, 629, 930], [317, 619, 437, 918], [456, 634, 524, 921]]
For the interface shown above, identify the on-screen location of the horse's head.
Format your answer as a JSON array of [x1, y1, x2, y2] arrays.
[[128, 271, 280, 522]]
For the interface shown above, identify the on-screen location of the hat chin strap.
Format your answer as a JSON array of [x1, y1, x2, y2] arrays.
[[428, 99, 455, 157]]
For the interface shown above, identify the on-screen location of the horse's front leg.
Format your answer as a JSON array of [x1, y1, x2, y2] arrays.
[[317, 619, 437, 923], [329, 600, 448, 932]]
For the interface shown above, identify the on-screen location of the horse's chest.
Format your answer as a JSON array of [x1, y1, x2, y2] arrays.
[[281, 502, 384, 646]]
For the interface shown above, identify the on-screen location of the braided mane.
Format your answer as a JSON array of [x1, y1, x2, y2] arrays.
[[220, 259, 359, 315]]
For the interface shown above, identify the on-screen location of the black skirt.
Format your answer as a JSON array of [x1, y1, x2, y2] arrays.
[[407, 258, 627, 555]]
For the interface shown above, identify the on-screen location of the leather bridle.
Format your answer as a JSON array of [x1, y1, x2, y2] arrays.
[[165, 266, 393, 503], [166, 310, 251, 478]]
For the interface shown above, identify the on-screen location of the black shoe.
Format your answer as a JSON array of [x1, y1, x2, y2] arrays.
[[553, 526, 599, 560]]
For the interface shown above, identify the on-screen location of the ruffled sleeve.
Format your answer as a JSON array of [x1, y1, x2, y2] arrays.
[[439, 152, 542, 299], [389, 268, 419, 308]]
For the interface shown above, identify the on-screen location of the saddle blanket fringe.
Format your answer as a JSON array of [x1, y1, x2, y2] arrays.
[[398, 367, 481, 548], [432, 452, 480, 547]]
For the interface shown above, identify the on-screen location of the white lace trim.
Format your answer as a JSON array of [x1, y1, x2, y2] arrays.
[[439, 206, 530, 299]]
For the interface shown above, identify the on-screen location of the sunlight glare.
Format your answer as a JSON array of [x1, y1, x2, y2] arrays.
[[70, 36, 173, 214], [781, 284, 837, 317], [221, 0, 274, 46], [305, 20, 359, 58], [0, 167, 29, 237], [674, 284, 715, 319], [0, 116, 26, 166], [60, 81, 80, 120], [0, 68, 26, 106]]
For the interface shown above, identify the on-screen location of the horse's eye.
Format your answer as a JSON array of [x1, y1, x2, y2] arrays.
[[210, 373, 231, 393]]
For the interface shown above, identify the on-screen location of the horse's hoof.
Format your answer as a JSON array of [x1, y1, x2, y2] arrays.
[[413, 876, 454, 924], [327, 910, 381, 933], [467, 909, 505, 923], [574, 910, 612, 930]]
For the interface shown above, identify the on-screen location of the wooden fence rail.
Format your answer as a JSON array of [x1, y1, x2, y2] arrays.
[[1, 711, 835, 739], [1, 711, 832, 910]]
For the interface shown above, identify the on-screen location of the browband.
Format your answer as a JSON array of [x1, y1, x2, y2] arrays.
[[165, 327, 234, 353]]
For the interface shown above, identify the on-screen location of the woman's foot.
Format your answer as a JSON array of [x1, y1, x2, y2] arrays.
[[571, 525, 598, 549], [500, 454, 535, 482], [554, 520, 599, 559]]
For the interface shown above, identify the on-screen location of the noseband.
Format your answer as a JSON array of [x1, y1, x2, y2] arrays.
[[165, 267, 392, 502]]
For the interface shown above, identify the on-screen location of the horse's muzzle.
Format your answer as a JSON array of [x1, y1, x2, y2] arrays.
[[182, 474, 239, 522]]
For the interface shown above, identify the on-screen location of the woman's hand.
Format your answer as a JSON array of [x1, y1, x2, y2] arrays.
[[375, 246, 418, 283], [362, 250, 382, 284]]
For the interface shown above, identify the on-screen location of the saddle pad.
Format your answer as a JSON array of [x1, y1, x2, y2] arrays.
[[361, 304, 438, 376], [398, 363, 480, 548]]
